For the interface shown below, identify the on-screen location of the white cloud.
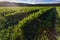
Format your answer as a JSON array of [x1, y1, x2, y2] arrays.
[[0, 0, 17, 2], [56, 0, 60, 2], [26, 0, 56, 4], [0, 0, 60, 4]]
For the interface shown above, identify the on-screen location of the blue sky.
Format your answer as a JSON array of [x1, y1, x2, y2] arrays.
[[0, 0, 60, 4]]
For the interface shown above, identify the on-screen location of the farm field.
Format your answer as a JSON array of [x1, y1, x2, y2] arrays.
[[0, 7, 60, 40]]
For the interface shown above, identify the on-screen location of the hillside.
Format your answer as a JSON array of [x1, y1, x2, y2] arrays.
[[0, 5, 60, 40], [0, 2, 60, 7]]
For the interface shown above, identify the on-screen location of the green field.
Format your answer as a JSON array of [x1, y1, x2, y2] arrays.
[[0, 7, 60, 40]]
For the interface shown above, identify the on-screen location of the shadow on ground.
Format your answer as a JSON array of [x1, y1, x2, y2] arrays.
[[16, 7, 59, 40]]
